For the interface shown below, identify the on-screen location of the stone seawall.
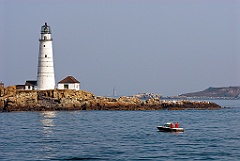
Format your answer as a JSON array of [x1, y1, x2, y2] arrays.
[[0, 86, 221, 112]]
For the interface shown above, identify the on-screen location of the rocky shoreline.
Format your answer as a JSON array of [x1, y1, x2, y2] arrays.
[[0, 86, 221, 112]]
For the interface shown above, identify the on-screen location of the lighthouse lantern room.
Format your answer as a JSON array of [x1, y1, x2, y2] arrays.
[[37, 22, 55, 90]]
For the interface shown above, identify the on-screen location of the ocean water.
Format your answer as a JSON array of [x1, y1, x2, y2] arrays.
[[0, 100, 240, 161]]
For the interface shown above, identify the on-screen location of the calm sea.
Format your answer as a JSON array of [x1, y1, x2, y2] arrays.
[[0, 100, 240, 161]]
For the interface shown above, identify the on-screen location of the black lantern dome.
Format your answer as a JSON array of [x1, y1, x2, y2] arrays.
[[41, 22, 51, 34]]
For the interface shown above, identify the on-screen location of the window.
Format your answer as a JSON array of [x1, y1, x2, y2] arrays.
[[64, 84, 69, 89]]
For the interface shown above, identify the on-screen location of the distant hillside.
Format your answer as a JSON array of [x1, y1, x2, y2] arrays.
[[179, 86, 240, 99]]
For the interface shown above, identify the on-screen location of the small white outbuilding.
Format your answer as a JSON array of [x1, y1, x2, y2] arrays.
[[58, 76, 80, 90], [25, 80, 37, 90]]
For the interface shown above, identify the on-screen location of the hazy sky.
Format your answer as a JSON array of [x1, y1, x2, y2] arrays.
[[1, 0, 240, 96]]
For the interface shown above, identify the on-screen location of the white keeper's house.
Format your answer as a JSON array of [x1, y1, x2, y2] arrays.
[[58, 76, 80, 90]]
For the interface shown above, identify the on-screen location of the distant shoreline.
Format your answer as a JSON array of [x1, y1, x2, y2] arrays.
[[161, 97, 239, 100], [133, 86, 240, 100]]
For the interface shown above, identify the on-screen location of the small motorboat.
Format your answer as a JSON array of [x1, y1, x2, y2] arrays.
[[157, 122, 184, 132]]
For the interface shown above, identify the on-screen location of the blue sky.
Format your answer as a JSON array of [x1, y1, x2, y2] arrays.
[[1, 0, 240, 96]]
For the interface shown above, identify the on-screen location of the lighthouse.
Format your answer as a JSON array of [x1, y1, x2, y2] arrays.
[[37, 22, 55, 90]]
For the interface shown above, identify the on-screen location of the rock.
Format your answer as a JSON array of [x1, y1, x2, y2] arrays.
[[0, 86, 221, 112], [4, 86, 17, 97], [133, 93, 161, 100]]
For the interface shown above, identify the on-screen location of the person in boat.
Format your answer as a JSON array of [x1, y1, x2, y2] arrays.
[[170, 123, 175, 128], [175, 122, 179, 128]]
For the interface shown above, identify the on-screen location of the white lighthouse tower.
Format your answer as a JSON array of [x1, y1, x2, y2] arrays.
[[37, 22, 55, 90]]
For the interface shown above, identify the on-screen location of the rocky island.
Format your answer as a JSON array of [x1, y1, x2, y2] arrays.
[[0, 86, 221, 112], [178, 86, 240, 99]]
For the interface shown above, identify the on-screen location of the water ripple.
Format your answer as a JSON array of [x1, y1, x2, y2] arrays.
[[1, 108, 240, 161]]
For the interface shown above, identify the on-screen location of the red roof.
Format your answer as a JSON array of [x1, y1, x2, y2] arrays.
[[58, 76, 80, 83]]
